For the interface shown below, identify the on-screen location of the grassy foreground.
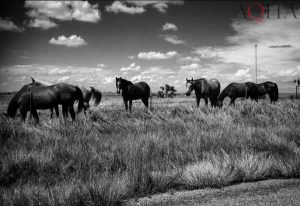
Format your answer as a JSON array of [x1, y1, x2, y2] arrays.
[[0, 97, 300, 205]]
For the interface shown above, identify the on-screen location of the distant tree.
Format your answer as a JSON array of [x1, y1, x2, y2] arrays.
[[158, 84, 177, 98], [158, 91, 164, 98], [165, 84, 171, 97], [169, 86, 177, 98], [158, 86, 165, 98]]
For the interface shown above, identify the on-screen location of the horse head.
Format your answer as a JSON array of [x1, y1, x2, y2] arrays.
[[116, 77, 121, 94], [185, 78, 194, 96], [216, 100, 223, 108]]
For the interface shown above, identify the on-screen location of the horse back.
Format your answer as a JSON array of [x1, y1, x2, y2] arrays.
[[126, 82, 150, 100], [226, 83, 247, 97], [207, 78, 220, 93]]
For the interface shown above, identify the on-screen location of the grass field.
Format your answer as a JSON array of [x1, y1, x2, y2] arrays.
[[0, 94, 300, 205]]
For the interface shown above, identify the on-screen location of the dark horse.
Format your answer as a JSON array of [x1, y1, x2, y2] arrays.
[[185, 78, 220, 107], [3, 77, 59, 119], [217, 82, 258, 107], [18, 83, 84, 123], [256, 81, 278, 103], [81, 86, 102, 109], [116, 77, 151, 112]]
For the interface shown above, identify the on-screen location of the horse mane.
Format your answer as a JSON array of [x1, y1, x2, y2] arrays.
[[192, 78, 206, 82], [31, 77, 51, 86], [218, 84, 230, 102], [120, 78, 133, 85], [90, 86, 102, 106]]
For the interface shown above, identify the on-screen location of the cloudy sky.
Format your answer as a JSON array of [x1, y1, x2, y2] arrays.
[[0, 0, 300, 93]]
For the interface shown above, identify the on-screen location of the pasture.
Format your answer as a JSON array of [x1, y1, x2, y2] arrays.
[[0, 93, 300, 205]]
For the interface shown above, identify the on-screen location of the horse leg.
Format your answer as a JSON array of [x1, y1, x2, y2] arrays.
[[123, 100, 128, 112], [196, 97, 200, 107], [142, 98, 148, 108], [209, 97, 214, 107], [204, 98, 208, 107], [229, 98, 236, 106], [55, 105, 59, 118], [31, 108, 39, 123], [20, 106, 27, 122], [62, 105, 68, 119], [50, 108, 53, 119], [129, 100, 132, 113], [69, 106, 75, 120]]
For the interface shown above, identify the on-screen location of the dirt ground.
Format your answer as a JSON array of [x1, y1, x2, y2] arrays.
[[124, 178, 300, 206]]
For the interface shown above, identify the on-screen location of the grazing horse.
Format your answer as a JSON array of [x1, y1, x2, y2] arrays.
[[18, 83, 84, 123], [185, 78, 220, 107], [217, 82, 258, 107], [116, 77, 151, 112], [256, 81, 278, 103], [81, 86, 102, 109], [3, 77, 59, 119]]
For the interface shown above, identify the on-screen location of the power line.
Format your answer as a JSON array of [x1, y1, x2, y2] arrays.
[[255, 44, 257, 84]]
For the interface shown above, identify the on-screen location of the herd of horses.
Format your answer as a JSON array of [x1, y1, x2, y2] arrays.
[[3, 77, 278, 123]]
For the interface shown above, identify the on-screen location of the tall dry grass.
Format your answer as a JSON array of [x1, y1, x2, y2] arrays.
[[0, 97, 300, 205]]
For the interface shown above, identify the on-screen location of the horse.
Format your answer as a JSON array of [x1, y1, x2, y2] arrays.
[[81, 86, 102, 109], [185, 78, 220, 107], [256, 81, 278, 103], [116, 77, 151, 112], [217, 82, 258, 107], [18, 83, 84, 123], [3, 77, 59, 119]]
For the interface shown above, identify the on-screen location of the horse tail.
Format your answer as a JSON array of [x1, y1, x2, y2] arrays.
[[75, 86, 84, 113], [149, 87, 153, 110], [30, 91, 33, 118], [6, 97, 19, 117], [92, 87, 102, 106], [273, 83, 279, 102], [245, 85, 248, 99]]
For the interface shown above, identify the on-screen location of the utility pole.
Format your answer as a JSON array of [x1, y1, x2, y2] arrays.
[[255, 44, 258, 84], [294, 77, 300, 99]]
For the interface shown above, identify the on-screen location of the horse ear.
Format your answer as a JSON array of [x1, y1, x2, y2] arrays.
[[192, 78, 193, 81], [186, 78, 188, 82], [31, 77, 35, 83]]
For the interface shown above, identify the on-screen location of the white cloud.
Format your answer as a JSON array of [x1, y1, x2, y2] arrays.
[[28, 18, 57, 30], [128, 55, 135, 59], [141, 66, 174, 75], [105, 1, 145, 14], [137, 51, 177, 60], [234, 68, 250, 77], [0, 17, 24, 32], [162, 23, 178, 31], [103, 76, 115, 84], [128, 1, 184, 13], [153, 2, 168, 13], [192, 47, 221, 59], [178, 56, 200, 63], [163, 35, 185, 44], [58, 76, 70, 82], [25, 1, 100, 25], [278, 67, 300, 77], [49, 35, 87, 47], [97, 63, 107, 67], [70, 1, 101, 22], [120, 62, 141, 71], [180, 63, 200, 70], [130, 75, 142, 82], [48, 68, 72, 75]]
